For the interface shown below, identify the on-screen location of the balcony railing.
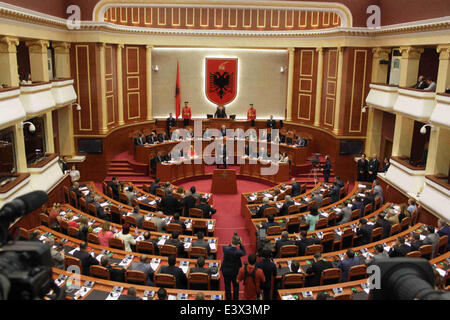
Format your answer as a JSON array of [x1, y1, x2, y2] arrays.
[[419, 174, 450, 221], [393, 87, 436, 121], [51, 78, 77, 107], [0, 86, 26, 130], [19, 81, 56, 116], [384, 156, 426, 197], [365, 83, 398, 111], [430, 93, 450, 129]]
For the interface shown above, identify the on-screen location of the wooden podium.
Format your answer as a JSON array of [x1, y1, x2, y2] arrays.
[[211, 169, 237, 194]]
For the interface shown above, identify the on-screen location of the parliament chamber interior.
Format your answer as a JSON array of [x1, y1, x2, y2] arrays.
[[0, 0, 449, 303]]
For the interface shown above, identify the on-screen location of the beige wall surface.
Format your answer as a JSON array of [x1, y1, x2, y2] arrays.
[[151, 47, 288, 120]]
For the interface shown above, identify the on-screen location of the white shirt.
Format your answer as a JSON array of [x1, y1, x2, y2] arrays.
[[70, 170, 80, 182]]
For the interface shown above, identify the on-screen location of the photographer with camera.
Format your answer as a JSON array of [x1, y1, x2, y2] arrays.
[[221, 232, 246, 300]]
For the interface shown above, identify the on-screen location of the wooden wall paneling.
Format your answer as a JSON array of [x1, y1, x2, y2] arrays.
[[321, 49, 338, 129], [105, 44, 118, 129], [123, 46, 147, 123]]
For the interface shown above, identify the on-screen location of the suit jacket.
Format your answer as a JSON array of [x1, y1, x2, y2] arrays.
[[146, 134, 156, 144], [69, 186, 83, 199], [373, 185, 384, 205], [423, 233, 440, 258], [368, 159, 380, 174], [170, 219, 186, 232], [196, 203, 217, 219], [129, 261, 154, 285], [165, 239, 185, 257], [291, 182, 301, 197], [267, 119, 276, 129], [134, 136, 146, 146], [322, 160, 331, 175], [389, 244, 411, 257], [190, 266, 212, 275], [356, 224, 374, 245], [192, 239, 211, 254], [339, 206, 352, 225], [182, 195, 197, 216], [159, 195, 180, 215], [329, 185, 340, 203], [166, 117, 176, 128], [93, 201, 108, 220], [107, 181, 119, 201], [410, 239, 424, 252], [150, 216, 167, 233], [375, 218, 391, 239], [221, 244, 246, 277], [214, 108, 227, 118], [275, 239, 295, 258], [336, 180, 345, 189], [295, 237, 320, 256], [255, 259, 277, 290], [159, 265, 187, 289], [338, 256, 361, 282], [256, 204, 272, 219], [260, 221, 280, 230], [365, 252, 389, 266], [119, 295, 141, 300], [312, 194, 323, 208], [149, 182, 160, 195], [73, 250, 99, 276], [306, 259, 334, 286], [351, 201, 365, 217], [357, 159, 368, 173], [279, 200, 294, 216]]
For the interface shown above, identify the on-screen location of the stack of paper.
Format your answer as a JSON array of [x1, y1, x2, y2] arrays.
[[100, 202, 109, 207], [150, 258, 161, 271]]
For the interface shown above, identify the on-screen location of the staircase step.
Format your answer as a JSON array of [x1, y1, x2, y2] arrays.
[[106, 171, 146, 176], [108, 167, 134, 171]]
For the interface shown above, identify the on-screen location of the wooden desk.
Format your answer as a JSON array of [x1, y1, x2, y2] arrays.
[[240, 159, 290, 183], [156, 159, 205, 183], [211, 169, 237, 194]]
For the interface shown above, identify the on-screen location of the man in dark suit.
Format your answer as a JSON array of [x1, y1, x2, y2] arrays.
[[166, 113, 176, 136], [368, 154, 380, 182], [73, 242, 99, 276], [170, 213, 186, 233], [214, 105, 227, 118], [266, 115, 276, 129], [150, 152, 164, 173], [410, 233, 424, 252], [92, 195, 109, 221], [134, 132, 146, 147], [279, 195, 294, 216], [59, 155, 69, 173], [142, 232, 160, 255], [291, 178, 301, 197], [69, 182, 84, 200], [357, 154, 369, 182], [255, 249, 277, 300], [118, 287, 142, 300], [351, 196, 365, 217], [256, 197, 272, 219], [221, 234, 246, 300], [363, 190, 375, 209], [157, 132, 169, 142], [165, 231, 185, 257], [107, 177, 120, 201], [158, 189, 180, 215], [337, 249, 361, 282], [275, 231, 295, 258], [219, 125, 227, 137], [260, 214, 279, 230], [128, 255, 155, 286], [189, 256, 213, 275], [182, 190, 197, 217], [356, 218, 374, 245], [321, 155, 332, 183], [192, 231, 211, 258], [329, 181, 341, 204], [149, 178, 160, 195], [146, 131, 157, 144], [389, 236, 411, 257], [196, 197, 217, 219], [295, 230, 320, 256], [159, 254, 187, 289], [335, 176, 345, 189], [306, 252, 334, 286], [374, 213, 391, 239]]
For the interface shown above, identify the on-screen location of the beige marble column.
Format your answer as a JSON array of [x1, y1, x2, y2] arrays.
[[53, 42, 71, 79], [371, 47, 391, 84], [314, 47, 324, 127], [117, 44, 125, 125], [98, 43, 108, 134], [392, 115, 414, 157], [286, 47, 295, 122], [14, 123, 28, 172], [436, 45, 450, 93], [0, 36, 19, 86], [399, 46, 423, 87], [44, 111, 55, 153], [57, 107, 76, 156], [333, 47, 344, 135], [146, 45, 153, 121], [425, 127, 450, 175], [26, 40, 50, 82]]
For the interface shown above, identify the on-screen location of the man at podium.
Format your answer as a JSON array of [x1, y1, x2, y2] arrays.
[[214, 104, 227, 118], [247, 104, 256, 126], [182, 101, 191, 126]]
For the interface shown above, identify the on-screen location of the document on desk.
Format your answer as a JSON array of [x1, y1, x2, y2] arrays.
[[209, 243, 217, 251], [157, 238, 167, 246], [150, 258, 161, 271], [358, 184, 366, 189], [179, 261, 189, 274], [105, 292, 121, 300], [435, 267, 446, 277], [68, 247, 80, 255], [95, 254, 104, 263], [419, 235, 426, 241], [100, 202, 109, 207], [208, 221, 214, 230]]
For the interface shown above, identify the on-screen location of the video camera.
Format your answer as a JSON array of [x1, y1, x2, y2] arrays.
[[0, 191, 65, 300]]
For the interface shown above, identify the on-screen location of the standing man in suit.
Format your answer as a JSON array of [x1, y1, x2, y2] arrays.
[[368, 154, 380, 182], [107, 177, 120, 201], [214, 105, 227, 118], [296, 230, 321, 256], [267, 115, 276, 129], [221, 234, 246, 300], [356, 218, 374, 245], [275, 231, 295, 258], [306, 252, 334, 286], [150, 152, 164, 174], [247, 104, 256, 127], [321, 155, 332, 183], [219, 125, 227, 137], [291, 178, 301, 197], [357, 154, 369, 182], [182, 101, 191, 127], [389, 236, 411, 257], [73, 242, 99, 276], [255, 250, 277, 300], [166, 113, 176, 136], [196, 197, 217, 219], [159, 254, 187, 289]]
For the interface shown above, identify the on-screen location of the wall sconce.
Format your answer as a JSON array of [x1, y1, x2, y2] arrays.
[[71, 103, 81, 111], [280, 66, 287, 73], [152, 65, 159, 72], [361, 105, 370, 113], [20, 121, 36, 133], [420, 122, 435, 135]]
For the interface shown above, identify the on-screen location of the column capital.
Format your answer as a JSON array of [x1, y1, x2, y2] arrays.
[[0, 36, 19, 53], [372, 47, 391, 60], [337, 46, 344, 53], [53, 41, 71, 54], [437, 44, 450, 60], [315, 47, 323, 54], [146, 45, 154, 50], [288, 47, 295, 54], [399, 46, 423, 59], [25, 40, 50, 53], [118, 44, 125, 49], [97, 42, 107, 49]]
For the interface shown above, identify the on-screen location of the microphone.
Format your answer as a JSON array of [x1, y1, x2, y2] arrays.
[[0, 190, 48, 226]]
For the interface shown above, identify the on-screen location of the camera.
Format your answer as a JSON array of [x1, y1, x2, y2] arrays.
[[0, 191, 65, 300]]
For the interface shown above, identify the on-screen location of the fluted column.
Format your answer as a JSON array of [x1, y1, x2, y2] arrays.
[[26, 40, 50, 82], [313, 47, 324, 127], [14, 123, 28, 172], [333, 47, 344, 135], [285, 47, 295, 122], [0, 36, 19, 86], [146, 45, 153, 121], [399, 46, 423, 87], [436, 45, 450, 93], [44, 111, 55, 153], [117, 44, 125, 125]]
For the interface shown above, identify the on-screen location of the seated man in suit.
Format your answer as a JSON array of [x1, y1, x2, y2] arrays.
[[182, 190, 197, 217], [92, 195, 109, 221], [374, 212, 391, 239], [69, 182, 84, 200], [165, 231, 185, 257], [128, 255, 154, 286], [329, 181, 341, 204], [73, 242, 99, 276], [337, 249, 361, 282], [142, 231, 160, 255], [275, 231, 295, 258], [256, 197, 272, 219], [159, 254, 187, 289], [356, 218, 374, 245], [260, 214, 280, 230], [290, 178, 301, 197], [389, 236, 411, 257], [145, 131, 157, 144], [363, 189, 375, 209], [192, 231, 212, 258], [372, 179, 384, 205], [295, 230, 321, 256], [305, 252, 334, 287], [189, 256, 213, 276], [170, 213, 186, 233], [149, 178, 160, 195], [279, 195, 294, 216], [423, 225, 440, 258], [134, 132, 147, 147], [128, 206, 144, 229], [158, 189, 181, 216], [196, 197, 217, 219], [311, 190, 323, 208], [409, 232, 424, 252], [150, 211, 167, 233], [351, 196, 365, 217], [107, 177, 120, 201], [100, 255, 125, 282], [334, 176, 345, 189], [337, 201, 352, 225], [118, 287, 141, 301], [365, 244, 389, 266]]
